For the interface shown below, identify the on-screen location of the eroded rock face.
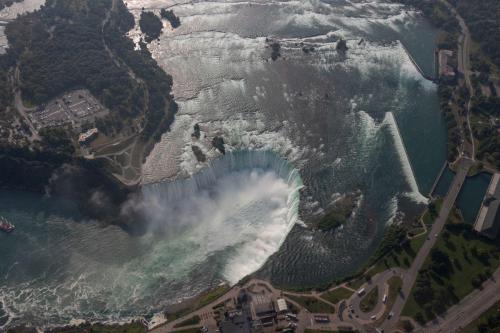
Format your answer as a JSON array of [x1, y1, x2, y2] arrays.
[[192, 123, 201, 139], [212, 136, 225, 155], [191, 145, 206, 162], [336, 38, 349, 53]]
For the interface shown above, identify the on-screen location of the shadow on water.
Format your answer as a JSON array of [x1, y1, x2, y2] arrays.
[[456, 172, 492, 224]]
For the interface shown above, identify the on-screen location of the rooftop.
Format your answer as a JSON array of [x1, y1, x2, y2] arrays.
[[474, 173, 500, 239]]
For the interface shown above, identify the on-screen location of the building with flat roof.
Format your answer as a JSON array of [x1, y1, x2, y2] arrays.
[[219, 311, 251, 333], [438, 50, 456, 79], [252, 295, 276, 319], [474, 173, 500, 239], [78, 128, 98, 144], [276, 298, 288, 314]]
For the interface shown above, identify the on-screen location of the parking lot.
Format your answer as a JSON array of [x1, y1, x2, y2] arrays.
[[29, 89, 108, 130]]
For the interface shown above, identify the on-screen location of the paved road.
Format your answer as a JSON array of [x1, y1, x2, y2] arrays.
[[150, 284, 241, 333], [440, 0, 475, 160], [381, 158, 473, 332], [348, 269, 404, 324], [422, 267, 500, 333], [13, 67, 40, 142]]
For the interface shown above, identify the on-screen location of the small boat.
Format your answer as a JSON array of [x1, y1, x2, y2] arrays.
[[0, 216, 14, 233]]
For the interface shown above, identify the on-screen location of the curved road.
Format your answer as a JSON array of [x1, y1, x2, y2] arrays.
[[348, 269, 404, 324]]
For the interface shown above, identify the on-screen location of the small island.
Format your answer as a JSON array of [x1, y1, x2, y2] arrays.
[[336, 38, 348, 53], [316, 192, 360, 231], [139, 11, 163, 42], [160, 9, 181, 29]]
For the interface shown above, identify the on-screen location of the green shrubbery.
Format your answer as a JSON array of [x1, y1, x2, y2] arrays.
[[160, 9, 181, 28], [139, 11, 163, 42]]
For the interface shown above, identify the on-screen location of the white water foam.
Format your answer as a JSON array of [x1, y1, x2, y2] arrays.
[[383, 112, 428, 203], [141, 151, 303, 284]]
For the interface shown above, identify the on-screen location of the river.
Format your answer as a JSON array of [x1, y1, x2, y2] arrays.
[[0, 0, 447, 328]]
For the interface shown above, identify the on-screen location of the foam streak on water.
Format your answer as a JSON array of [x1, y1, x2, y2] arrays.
[[0, 0, 447, 327], [383, 112, 428, 203], [0, 151, 302, 329], [141, 151, 303, 284]]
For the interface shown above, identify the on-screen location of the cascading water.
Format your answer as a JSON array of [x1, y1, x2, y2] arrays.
[[0, 151, 303, 329], [0, 0, 449, 328], [140, 150, 303, 284]]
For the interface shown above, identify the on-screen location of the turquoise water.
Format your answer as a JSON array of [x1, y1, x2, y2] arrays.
[[0, 0, 449, 328], [397, 25, 447, 195], [456, 172, 492, 224], [0, 151, 304, 328], [433, 167, 455, 198]]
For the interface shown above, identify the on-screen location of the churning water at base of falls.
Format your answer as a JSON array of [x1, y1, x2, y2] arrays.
[[0, 151, 302, 328], [0, 0, 449, 328]]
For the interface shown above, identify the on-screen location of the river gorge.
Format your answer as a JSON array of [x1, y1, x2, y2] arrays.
[[0, 0, 447, 328]]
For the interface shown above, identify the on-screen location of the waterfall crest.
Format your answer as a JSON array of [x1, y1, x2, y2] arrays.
[[142, 150, 303, 229], [140, 150, 303, 284]]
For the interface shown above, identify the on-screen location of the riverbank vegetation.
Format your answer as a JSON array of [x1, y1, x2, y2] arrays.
[[7, 322, 147, 333], [331, 198, 441, 294], [0, 0, 177, 197], [5, 0, 175, 147], [398, 0, 500, 167], [321, 287, 354, 304], [316, 193, 358, 232], [160, 9, 180, 29], [165, 285, 230, 322], [402, 220, 500, 324], [139, 11, 163, 42], [173, 315, 201, 328], [284, 294, 335, 313], [449, 0, 500, 70]]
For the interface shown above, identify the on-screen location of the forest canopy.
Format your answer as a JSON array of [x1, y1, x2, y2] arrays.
[[139, 11, 163, 42], [3, 0, 176, 142]]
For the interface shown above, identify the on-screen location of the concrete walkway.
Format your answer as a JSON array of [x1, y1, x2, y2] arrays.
[[381, 157, 473, 332]]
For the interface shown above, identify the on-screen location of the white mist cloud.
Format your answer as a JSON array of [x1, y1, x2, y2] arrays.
[[139, 167, 298, 284]]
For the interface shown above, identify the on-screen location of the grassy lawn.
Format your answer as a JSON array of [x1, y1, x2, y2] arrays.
[[197, 285, 230, 309], [387, 276, 402, 306], [370, 232, 427, 275], [460, 299, 500, 333], [423, 199, 443, 226], [173, 315, 201, 328], [284, 294, 335, 313], [321, 287, 354, 304], [346, 232, 426, 292], [360, 286, 378, 313], [402, 223, 500, 324], [344, 202, 436, 299], [348, 277, 367, 290], [166, 285, 230, 323]]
